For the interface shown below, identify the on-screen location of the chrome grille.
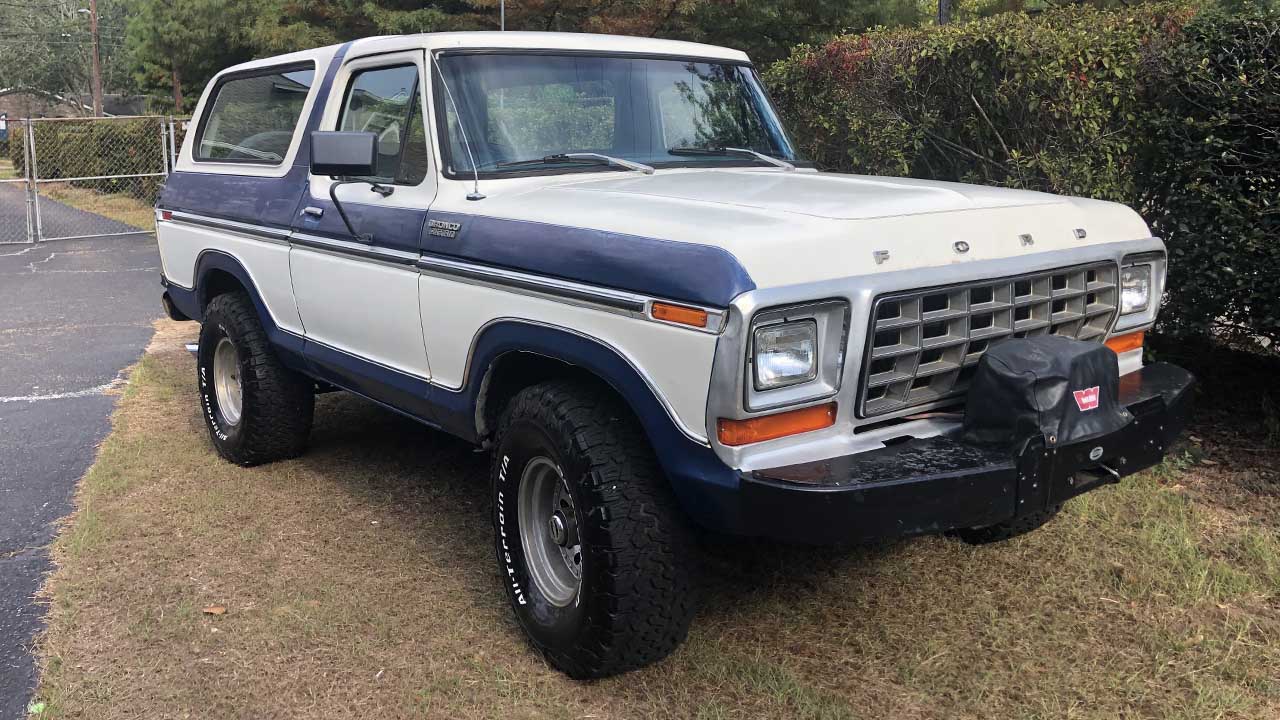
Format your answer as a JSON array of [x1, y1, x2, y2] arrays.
[[859, 262, 1119, 417]]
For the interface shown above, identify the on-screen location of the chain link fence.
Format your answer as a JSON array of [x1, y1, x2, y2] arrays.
[[168, 117, 189, 169], [0, 119, 35, 244], [4, 115, 186, 243]]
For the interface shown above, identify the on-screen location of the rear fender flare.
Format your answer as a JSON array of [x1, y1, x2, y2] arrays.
[[191, 250, 306, 361]]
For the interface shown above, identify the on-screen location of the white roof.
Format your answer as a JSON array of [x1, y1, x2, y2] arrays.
[[409, 32, 750, 63], [222, 32, 750, 77], [221, 45, 340, 76]]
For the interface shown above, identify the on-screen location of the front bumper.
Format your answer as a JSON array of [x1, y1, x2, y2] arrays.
[[739, 362, 1194, 545]]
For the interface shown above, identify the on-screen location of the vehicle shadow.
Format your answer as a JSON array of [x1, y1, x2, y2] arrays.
[[302, 390, 910, 626]]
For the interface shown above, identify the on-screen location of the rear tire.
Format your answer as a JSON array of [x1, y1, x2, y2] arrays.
[[197, 291, 313, 466], [492, 380, 697, 678], [955, 504, 1062, 545]]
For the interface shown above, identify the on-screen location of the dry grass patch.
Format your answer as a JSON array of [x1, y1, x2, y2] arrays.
[[40, 182, 155, 231], [0, 158, 16, 180], [34, 320, 1280, 719]]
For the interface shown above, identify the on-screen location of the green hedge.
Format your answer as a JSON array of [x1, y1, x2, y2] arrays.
[[1136, 10, 1279, 343], [767, 4, 1280, 348], [9, 117, 168, 203]]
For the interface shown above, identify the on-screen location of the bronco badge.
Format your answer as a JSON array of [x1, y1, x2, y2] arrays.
[[427, 218, 462, 239]]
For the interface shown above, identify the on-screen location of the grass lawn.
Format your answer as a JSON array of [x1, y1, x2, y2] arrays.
[[31, 321, 1280, 719], [39, 182, 155, 231], [0, 158, 15, 180]]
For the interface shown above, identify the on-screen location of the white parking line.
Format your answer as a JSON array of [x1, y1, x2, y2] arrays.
[[0, 379, 125, 403]]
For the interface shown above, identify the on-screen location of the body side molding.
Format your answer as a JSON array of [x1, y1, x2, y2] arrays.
[[416, 255, 650, 315]]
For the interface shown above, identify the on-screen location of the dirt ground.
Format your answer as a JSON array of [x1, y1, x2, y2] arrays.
[[29, 320, 1280, 719]]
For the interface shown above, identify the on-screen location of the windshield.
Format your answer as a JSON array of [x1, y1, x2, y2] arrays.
[[433, 53, 800, 176]]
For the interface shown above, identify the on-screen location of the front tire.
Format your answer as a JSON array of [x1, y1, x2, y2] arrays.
[[197, 291, 314, 466], [492, 380, 697, 678]]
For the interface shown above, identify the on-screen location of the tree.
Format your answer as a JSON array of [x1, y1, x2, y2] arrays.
[[673, 0, 928, 63], [109, 0, 943, 111], [124, 0, 256, 112], [0, 0, 133, 113], [470, 0, 693, 35], [248, 0, 485, 54]]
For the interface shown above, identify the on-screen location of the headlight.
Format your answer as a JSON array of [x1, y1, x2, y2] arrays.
[[1113, 251, 1166, 333], [1120, 265, 1151, 314], [753, 321, 818, 390], [745, 300, 849, 412]]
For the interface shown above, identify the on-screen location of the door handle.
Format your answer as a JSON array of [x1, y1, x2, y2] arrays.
[[302, 206, 324, 218]]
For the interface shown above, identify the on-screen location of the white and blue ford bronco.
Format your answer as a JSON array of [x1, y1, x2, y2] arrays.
[[156, 31, 1194, 677]]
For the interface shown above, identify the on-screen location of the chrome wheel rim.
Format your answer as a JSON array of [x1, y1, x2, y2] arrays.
[[212, 337, 243, 426], [517, 457, 582, 607]]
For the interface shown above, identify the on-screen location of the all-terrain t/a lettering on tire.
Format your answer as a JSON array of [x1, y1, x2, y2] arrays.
[[196, 292, 314, 466], [492, 380, 697, 679]]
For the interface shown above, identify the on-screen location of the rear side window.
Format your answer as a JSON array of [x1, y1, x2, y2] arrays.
[[196, 65, 315, 165], [338, 65, 429, 185]]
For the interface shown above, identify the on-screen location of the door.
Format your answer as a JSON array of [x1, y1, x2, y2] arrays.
[[290, 51, 436, 388]]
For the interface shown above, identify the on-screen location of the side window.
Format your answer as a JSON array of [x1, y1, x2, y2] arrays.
[[196, 65, 315, 164], [338, 65, 429, 185]]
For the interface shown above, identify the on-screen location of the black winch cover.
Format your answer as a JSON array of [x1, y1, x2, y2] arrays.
[[962, 335, 1130, 448]]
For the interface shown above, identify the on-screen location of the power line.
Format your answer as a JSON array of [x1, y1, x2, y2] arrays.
[[0, 32, 126, 39], [0, 39, 125, 46]]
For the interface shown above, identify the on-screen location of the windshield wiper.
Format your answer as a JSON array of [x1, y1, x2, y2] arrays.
[[667, 146, 795, 171], [495, 153, 654, 175]]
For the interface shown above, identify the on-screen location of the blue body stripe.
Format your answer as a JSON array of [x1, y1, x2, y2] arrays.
[[293, 200, 426, 255], [423, 211, 754, 307], [161, 171, 306, 230]]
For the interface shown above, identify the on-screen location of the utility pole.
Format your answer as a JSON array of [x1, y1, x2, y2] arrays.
[[88, 0, 103, 116]]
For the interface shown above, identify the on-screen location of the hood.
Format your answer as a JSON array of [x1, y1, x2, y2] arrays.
[[557, 169, 1065, 220], [480, 168, 1153, 290]]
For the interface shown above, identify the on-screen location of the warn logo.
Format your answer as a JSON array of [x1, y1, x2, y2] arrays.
[[1073, 386, 1101, 412]]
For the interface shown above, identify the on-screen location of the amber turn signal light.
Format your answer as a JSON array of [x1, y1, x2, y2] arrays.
[[651, 302, 708, 329], [1105, 330, 1145, 354], [717, 402, 837, 447]]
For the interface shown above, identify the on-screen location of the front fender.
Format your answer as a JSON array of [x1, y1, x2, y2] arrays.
[[433, 320, 746, 534]]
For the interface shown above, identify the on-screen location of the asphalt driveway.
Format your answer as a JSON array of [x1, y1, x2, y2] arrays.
[[0, 235, 161, 719], [0, 182, 143, 244]]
